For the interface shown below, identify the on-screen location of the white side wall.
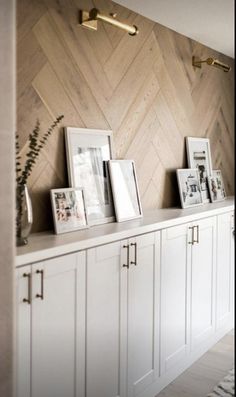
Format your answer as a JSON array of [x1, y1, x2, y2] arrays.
[[0, 0, 15, 396]]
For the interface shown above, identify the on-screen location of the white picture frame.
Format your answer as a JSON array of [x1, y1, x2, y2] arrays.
[[208, 170, 227, 202], [108, 159, 143, 222], [50, 188, 88, 234], [176, 168, 203, 209], [186, 137, 213, 203], [65, 127, 115, 226]]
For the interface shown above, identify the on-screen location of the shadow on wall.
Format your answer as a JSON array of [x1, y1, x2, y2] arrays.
[[162, 169, 179, 209]]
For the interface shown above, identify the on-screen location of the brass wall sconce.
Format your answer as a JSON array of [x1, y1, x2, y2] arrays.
[[192, 56, 231, 72], [79, 8, 139, 36]]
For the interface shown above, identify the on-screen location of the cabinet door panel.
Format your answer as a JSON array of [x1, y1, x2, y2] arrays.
[[16, 266, 31, 397], [31, 253, 81, 397], [191, 217, 216, 350], [216, 212, 233, 329], [160, 224, 191, 374], [128, 232, 160, 397], [87, 241, 127, 397], [231, 212, 235, 325]]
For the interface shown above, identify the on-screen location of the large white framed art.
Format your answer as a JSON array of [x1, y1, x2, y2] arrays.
[[186, 137, 213, 203], [108, 159, 143, 222], [65, 127, 115, 226]]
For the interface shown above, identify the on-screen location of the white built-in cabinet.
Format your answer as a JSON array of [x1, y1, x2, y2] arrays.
[[160, 223, 191, 375], [190, 216, 216, 350], [160, 216, 217, 375], [216, 211, 234, 331], [86, 232, 160, 397], [16, 205, 234, 397], [16, 252, 86, 397]]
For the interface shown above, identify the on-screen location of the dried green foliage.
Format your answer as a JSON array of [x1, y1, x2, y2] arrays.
[[16, 115, 64, 186]]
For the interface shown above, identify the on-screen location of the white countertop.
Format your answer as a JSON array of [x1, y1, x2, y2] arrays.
[[16, 197, 234, 267]]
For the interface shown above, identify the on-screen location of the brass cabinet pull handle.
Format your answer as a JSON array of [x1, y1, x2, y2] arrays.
[[123, 245, 130, 269], [36, 270, 44, 300], [196, 225, 199, 244], [189, 227, 195, 245], [130, 242, 137, 265], [23, 273, 31, 304]]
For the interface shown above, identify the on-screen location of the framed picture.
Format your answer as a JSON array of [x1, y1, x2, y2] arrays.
[[186, 137, 213, 203], [50, 188, 88, 234], [108, 159, 142, 222], [208, 170, 226, 202], [65, 127, 115, 226], [176, 169, 203, 209]]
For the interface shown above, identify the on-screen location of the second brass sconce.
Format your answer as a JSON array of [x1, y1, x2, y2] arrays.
[[192, 56, 231, 73], [79, 8, 139, 36]]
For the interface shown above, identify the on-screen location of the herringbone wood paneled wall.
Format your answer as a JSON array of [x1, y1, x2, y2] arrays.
[[17, 0, 235, 232]]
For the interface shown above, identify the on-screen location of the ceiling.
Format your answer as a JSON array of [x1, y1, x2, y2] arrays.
[[115, 0, 235, 58]]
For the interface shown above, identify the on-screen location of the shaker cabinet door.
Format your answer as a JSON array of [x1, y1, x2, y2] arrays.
[[160, 224, 191, 375], [16, 265, 31, 397], [216, 212, 234, 330], [127, 232, 160, 397], [86, 241, 128, 397], [31, 252, 83, 397], [191, 216, 216, 350]]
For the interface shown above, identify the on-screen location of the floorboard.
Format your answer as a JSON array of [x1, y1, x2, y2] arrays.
[[156, 329, 235, 397]]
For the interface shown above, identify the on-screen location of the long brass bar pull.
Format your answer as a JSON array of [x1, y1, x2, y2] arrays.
[[130, 242, 137, 265], [196, 225, 200, 244], [23, 273, 31, 304], [36, 270, 44, 300], [188, 227, 195, 245], [123, 245, 130, 269]]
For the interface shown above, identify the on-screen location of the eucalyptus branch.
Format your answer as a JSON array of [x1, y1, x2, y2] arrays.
[[16, 115, 64, 186]]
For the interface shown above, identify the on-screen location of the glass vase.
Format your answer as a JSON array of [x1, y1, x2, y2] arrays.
[[16, 184, 33, 246]]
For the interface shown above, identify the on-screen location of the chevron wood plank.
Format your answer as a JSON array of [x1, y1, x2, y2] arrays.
[[115, 71, 160, 158], [154, 24, 195, 115], [17, 0, 47, 43], [32, 63, 84, 127], [151, 122, 182, 171], [104, 14, 154, 89], [137, 143, 161, 194], [124, 104, 159, 165], [17, 31, 47, 100], [17, 86, 52, 148], [106, 31, 159, 130], [153, 53, 191, 137], [154, 91, 184, 165], [47, 6, 113, 108], [33, 12, 110, 129]]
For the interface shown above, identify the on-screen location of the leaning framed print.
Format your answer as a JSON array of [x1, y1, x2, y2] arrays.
[[186, 137, 213, 203], [176, 168, 203, 209], [208, 170, 226, 202], [50, 188, 88, 234], [65, 127, 115, 226], [108, 159, 143, 222]]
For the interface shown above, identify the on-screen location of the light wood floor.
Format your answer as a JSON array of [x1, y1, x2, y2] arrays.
[[156, 329, 234, 397]]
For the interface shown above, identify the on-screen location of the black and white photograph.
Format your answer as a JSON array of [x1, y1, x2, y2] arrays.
[[208, 170, 226, 202], [186, 137, 213, 203], [50, 188, 88, 234], [177, 169, 203, 208], [65, 127, 115, 225], [108, 159, 143, 222]]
